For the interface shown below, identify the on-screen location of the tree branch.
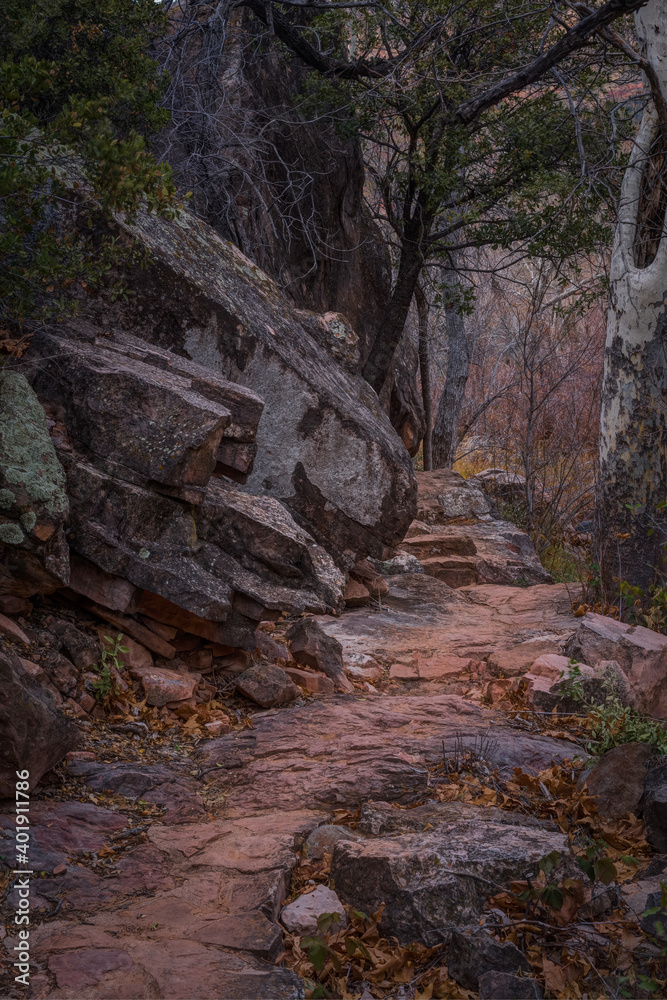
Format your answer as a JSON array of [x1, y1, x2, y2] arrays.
[[453, 0, 649, 126]]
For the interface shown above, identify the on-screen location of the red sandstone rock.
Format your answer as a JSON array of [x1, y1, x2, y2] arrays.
[[343, 577, 371, 607], [283, 665, 335, 695], [134, 667, 198, 707]]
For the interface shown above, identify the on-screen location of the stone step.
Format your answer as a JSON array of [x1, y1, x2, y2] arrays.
[[400, 532, 477, 559], [419, 554, 478, 588]]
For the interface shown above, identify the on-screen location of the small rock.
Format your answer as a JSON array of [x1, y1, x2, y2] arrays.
[[255, 631, 292, 662], [642, 758, 667, 853], [51, 619, 100, 671], [184, 648, 213, 674], [283, 666, 335, 696], [236, 663, 300, 708], [280, 885, 347, 936], [371, 552, 424, 576], [42, 650, 79, 696], [64, 697, 89, 718], [52, 863, 67, 876], [479, 971, 543, 999], [78, 692, 96, 713], [305, 824, 360, 860], [343, 578, 371, 607], [447, 929, 531, 990], [580, 743, 657, 821], [137, 667, 198, 707], [286, 619, 352, 692], [204, 720, 231, 736], [528, 653, 572, 682], [0, 612, 30, 646], [343, 653, 383, 681]]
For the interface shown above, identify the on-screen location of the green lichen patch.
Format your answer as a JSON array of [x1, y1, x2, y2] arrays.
[[0, 372, 68, 520], [0, 522, 24, 545], [0, 488, 15, 510], [20, 511, 37, 533]]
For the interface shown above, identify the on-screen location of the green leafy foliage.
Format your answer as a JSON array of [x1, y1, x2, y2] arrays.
[[92, 632, 128, 703], [557, 655, 667, 755], [290, 0, 631, 275], [0, 0, 177, 333], [586, 695, 667, 756]]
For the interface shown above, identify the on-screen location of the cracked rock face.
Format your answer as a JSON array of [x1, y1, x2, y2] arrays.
[[18, 329, 345, 649], [80, 207, 416, 568]]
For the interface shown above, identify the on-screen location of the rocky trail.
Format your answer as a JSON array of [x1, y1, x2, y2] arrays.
[[2, 559, 667, 999]]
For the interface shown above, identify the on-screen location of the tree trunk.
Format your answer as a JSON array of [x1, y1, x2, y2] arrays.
[[362, 214, 433, 395], [595, 0, 667, 596], [415, 283, 432, 470], [432, 270, 470, 469]]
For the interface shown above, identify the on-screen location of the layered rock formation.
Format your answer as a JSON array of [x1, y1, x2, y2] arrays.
[[2, 203, 415, 655], [0, 373, 70, 601], [80, 207, 416, 568]]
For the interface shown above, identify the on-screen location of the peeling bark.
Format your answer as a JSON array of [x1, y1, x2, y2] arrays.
[[596, 0, 667, 593]]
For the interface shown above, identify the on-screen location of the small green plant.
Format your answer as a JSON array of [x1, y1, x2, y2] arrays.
[[300, 910, 370, 997], [586, 695, 667, 756], [92, 633, 128, 703], [557, 658, 667, 755], [558, 660, 586, 703], [575, 839, 618, 886]]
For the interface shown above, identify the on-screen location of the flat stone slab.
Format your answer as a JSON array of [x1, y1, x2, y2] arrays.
[[314, 578, 578, 670], [201, 693, 583, 817]]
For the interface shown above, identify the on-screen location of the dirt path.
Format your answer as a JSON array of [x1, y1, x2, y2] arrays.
[[1, 581, 584, 999]]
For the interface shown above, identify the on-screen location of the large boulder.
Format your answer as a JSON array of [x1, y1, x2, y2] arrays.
[[61, 454, 344, 647], [0, 649, 81, 795], [330, 802, 568, 945], [0, 372, 70, 598], [74, 207, 416, 568]]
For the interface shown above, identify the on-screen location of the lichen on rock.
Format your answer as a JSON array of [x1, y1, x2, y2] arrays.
[[0, 370, 70, 596]]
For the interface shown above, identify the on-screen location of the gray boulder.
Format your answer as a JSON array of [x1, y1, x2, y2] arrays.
[[236, 663, 300, 708], [77, 207, 416, 568], [330, 808, 568, 945]]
